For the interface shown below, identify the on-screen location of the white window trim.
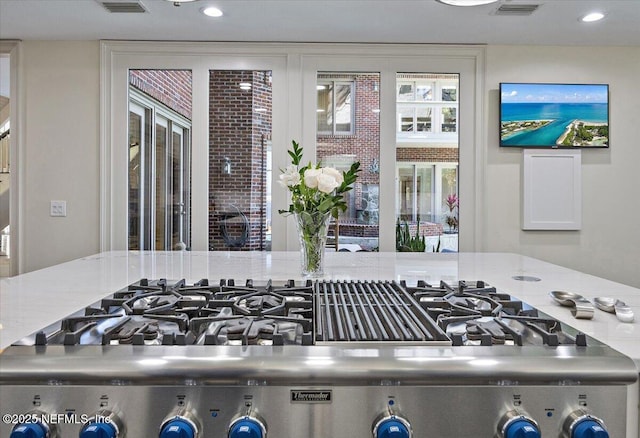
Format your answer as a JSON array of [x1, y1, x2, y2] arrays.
[[101, 42, 486, 253]]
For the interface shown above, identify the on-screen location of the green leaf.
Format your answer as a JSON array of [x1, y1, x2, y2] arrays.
[[288, 140, 303, 166], [317, 198, 334, 212]]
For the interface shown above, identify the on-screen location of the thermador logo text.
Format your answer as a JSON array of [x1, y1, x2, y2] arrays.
[[290, 390, 332, 403]]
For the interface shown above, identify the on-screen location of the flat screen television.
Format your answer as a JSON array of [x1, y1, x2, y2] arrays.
[[499, 82, 609, 148]]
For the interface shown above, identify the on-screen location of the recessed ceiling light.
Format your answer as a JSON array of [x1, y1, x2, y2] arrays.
[[581, 12, 605, 22], [202, 6, 223, 17], [437, 0, 499, 6]]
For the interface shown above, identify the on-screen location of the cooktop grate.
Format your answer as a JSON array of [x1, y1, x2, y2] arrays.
[[315, 280, 450, 344]]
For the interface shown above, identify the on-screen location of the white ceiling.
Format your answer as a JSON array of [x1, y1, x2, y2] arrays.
[[0, 0, 639, 47]]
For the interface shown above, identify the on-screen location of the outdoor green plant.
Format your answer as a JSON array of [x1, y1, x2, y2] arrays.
[[432, 235, 441, 253], [396, 218, 426, 252]]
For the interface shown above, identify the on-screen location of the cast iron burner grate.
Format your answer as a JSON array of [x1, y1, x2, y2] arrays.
[[33, 278, 315, 347], [402, 280, 587, 347]]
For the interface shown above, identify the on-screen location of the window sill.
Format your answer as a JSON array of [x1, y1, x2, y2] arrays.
[[317, 134, 357, 139]]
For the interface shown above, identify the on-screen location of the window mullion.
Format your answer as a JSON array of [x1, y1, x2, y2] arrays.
[[164, 120, 171, 250], [332, 81, 337, 135], [412, 164, 418, 222]]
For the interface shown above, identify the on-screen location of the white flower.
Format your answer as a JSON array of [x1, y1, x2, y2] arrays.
[[303, 168, 322, 189], [317, 173, 341, 193], [322, 167, 344, 185], [304, 167, 343, 193], [278, 164, 301, 187]]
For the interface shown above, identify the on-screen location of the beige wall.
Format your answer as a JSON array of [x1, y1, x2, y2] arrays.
[[21, 41, 100, 272], [16, 41, 640, 287], [484, 45, 640, 288]]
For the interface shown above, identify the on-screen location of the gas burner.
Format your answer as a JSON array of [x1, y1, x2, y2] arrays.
[[106, 320, 161, 345], [233, 293, 286, 315], [400, 280, 586, 347], [25, 278, 588, 349], [189, 313, 312, 346]]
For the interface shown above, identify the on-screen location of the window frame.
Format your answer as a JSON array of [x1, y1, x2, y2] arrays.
[[102, 42, 485, 252]]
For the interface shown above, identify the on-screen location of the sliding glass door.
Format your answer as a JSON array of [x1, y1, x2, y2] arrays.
[[128, 72, 192, 251]]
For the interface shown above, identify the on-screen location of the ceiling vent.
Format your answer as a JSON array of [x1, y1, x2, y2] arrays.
[[100, 1, 147, 13], [493, 3, 540, 16]]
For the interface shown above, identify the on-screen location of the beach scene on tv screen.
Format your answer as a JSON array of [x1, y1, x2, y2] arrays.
[[500, 83, 609, 147]]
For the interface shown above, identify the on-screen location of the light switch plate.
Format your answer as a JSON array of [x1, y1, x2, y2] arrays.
[[50, 200, 67, 217]]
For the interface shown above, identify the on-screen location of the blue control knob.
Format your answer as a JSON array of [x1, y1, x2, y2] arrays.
[[80, 422, 118, 438], [10, 423, 48, 438], [504, 419, 541, 438], [229, 418, 264, 438], [572, 419, 609, 438], [375, 418, 410, 438], [159, 419, 195, 438]]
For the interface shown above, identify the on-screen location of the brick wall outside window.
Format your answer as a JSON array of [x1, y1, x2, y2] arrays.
[[396, 147, 459, 162], [209, 71, 271, 251], [130, 70, 192, 120]]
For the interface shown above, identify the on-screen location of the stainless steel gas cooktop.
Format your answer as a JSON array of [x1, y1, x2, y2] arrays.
[[1, 279, 637, 438], [14, 279, 590, 348]]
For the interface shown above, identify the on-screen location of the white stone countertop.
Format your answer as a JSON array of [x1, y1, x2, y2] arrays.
[[1, 251, 639, 362]]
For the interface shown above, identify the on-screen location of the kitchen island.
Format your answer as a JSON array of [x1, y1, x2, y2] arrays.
[[1, 251, 638, 437], [2, 251, 638, 357]]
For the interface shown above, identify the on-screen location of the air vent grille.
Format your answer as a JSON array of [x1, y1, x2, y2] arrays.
[[101, 1, 147, 13], [494, 3, 540, 16]]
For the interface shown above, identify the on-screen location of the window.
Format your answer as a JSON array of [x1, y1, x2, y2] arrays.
[[396, 75, 459, 141], [105, 42, 483, 253], [396, 163, 458, 228], [317, 78, 355, 135], [208, 70, 272, 251], [397, 164, 433, 222], [316, 72, 379, 251], [395, 73, 459, 252]]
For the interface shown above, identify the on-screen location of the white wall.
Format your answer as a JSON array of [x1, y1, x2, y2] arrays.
[[484, 45, 640, 288], [22, 41, 100, 272], [17, 41, 640, 288]]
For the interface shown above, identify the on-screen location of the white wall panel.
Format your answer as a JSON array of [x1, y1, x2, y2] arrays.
[[523, 149, 581, 230]]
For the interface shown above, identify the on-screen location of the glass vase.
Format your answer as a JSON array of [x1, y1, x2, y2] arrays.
[[294, 211, 332, 277]]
